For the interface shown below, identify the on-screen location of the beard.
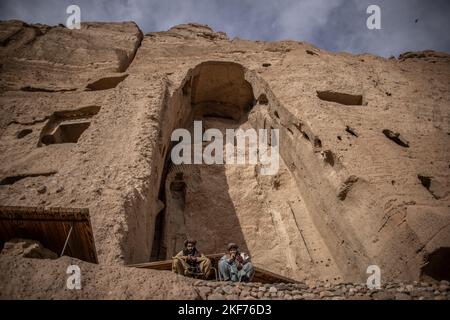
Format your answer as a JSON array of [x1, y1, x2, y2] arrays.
[[184, 248, 196, 256]]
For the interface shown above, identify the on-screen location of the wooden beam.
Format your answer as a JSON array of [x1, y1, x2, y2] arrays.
[[127, 253, 224, 269], [127, 253, 298, 284]]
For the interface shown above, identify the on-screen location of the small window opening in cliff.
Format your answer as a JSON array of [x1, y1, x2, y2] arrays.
[[258, 94, 268, 105], [16, 129, 32, 139], [314, 138, 322, 149], [418, 175, 431, 190], [317, 90, 363, 106], [421, 247, 450, 281], [417, 174, 442, 199], [38, 106, 100, 146], [302, 132, 310, 141], [382, 129, 409, 148], [41, 121, 91, 145], [345, 126, 358, 137], [85, 74, 128, 91], [322, 150, 335, 167]]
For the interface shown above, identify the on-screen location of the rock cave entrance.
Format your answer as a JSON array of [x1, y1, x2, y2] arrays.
[[41, 121, 91, 145], [151, 62, 254, 261], [38, 105, 101, 146], [145, 61, 344, 283]]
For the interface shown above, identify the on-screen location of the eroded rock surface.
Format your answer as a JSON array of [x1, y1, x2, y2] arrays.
[[0, 21, 449, 299]]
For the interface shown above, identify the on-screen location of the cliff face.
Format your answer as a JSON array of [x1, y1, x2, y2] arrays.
[[0, 20, 449, 285]]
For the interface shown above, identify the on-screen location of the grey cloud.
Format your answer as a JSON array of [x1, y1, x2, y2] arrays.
[[0, 0, 449, 57]]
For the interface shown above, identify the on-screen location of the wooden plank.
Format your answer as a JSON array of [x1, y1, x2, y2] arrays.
[[127, 253, 225, 269], [253, 266, 298, 284], [0, 206, 90, 221], [128, 253, 298, 284]]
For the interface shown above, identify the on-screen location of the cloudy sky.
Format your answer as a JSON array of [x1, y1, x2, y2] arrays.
[[0, 0, 449, 57]]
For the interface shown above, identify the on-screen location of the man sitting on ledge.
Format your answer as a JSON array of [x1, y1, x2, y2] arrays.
[[172, 239, 212, 279], [219, 243, 255, 282]]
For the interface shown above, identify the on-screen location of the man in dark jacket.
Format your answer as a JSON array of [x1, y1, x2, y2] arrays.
[[172, 239, 212, 279]]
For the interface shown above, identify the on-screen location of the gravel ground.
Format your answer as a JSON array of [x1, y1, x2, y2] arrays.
[[192, 279, 450, 300]]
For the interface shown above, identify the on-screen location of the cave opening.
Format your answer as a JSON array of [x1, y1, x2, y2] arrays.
[[38, 105, 101, 146], [150, 61, 255, 261], [41, 121, 91, 145], [421, 247, 450, 281], [144, 61, 344, 284]]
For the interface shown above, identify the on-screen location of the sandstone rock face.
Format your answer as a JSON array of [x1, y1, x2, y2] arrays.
[[0, 255, 199, 299], [0, 20, 449, 295], [0, 20, 142, 92]]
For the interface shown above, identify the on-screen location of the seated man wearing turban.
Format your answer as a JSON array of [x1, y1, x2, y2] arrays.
[[172, 239, 212, 279], [218, 243, 255, 282]]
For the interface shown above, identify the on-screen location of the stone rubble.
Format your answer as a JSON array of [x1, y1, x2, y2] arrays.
[[192, 280, 450, 300]]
